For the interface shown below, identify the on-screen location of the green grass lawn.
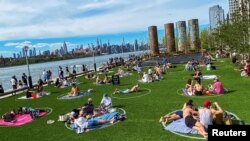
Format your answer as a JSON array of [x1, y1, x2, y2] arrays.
[[0, 58, 249, 141]]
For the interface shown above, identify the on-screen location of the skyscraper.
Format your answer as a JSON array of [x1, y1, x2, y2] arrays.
[[229, 0, 250, 17], [29, 49, 33, 57], [33, 48, 36, 57], [229, 0, 239, 17], [209, 5, 225, 30], [63, 41, 68, 54], [13, 53, 16, 59]]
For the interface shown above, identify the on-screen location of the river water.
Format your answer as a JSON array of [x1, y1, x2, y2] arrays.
[[0, 51, 146, 91]]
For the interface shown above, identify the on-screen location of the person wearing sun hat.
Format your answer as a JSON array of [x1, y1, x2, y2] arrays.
[[199, 100, 224, 130], [100, 93, 112, 109]]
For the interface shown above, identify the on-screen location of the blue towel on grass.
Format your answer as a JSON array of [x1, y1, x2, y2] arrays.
[[165, 118, 198, 134], [59, 91, 91, 100], [70, 112, 119, 131]]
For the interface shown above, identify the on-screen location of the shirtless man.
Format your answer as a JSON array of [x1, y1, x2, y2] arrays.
[[183, 100, 208, 138]]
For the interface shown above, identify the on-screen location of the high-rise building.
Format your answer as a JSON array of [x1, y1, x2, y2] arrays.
[[33, 48, 36, 57], [134, 40, 139, 51], [229, 0, 250, 17], [22, 48, 26, 58], [229, 0, 239, 17], [29, 49, 33, 57], [209, 5, 225, 30], [63, 41, 68, 54], [13, 53, 16, 59]]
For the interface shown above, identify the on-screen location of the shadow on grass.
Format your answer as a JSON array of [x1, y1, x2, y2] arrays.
[[226, 90, 236, 94], [112, 105, 126, 108]]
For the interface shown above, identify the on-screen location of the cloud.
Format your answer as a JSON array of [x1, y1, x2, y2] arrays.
[[4, 41, 78, 51], [0, 0, 228, 40]]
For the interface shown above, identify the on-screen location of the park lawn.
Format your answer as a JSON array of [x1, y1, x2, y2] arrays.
[[0, 58, 249, 141]]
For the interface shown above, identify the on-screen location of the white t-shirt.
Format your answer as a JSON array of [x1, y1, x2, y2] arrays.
[[101, 97, 112, 107], [63, 80, 69, 86], [75, 117, 88, 129], [199, 108, 213, 129], [10, 78, 16, 85]]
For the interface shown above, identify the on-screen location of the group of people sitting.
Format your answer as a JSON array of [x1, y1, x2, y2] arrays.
[[25, 79, 46, 98], [115, 67, 130, 77], [65, 94, 120, 133], [160, 99, 224, 139], [139, 66, 163, 83], [95, 75, 111, 84], [185, 76, 224, 96], [241, 60, 250, 77], [185, 59, 199, 71]]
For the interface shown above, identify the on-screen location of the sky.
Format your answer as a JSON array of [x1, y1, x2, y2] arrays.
[[0, 0, 228, 57]]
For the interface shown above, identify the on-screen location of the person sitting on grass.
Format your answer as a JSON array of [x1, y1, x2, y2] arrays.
[[209, 78, 224, 94], [68, 83, 80, 96], [103, 74, 111, 84], [183, 100, 208, 139], [55, 78, 62, 88], [113, 84, 140, 94], [95, 75, 105, 84], [192, 69, 202, 82], [85, 73, 96, 79], [100, 93, 112, 109], [37, 79, 45, 96], [193, 79, 203, 96], [26, 88, 35, 98], [63, 78, 69, 87], [83, 98, 94, 116], [185, 79, 194, 96], [198, 100, 223, 130]]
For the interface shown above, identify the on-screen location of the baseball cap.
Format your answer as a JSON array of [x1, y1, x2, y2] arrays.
[[103, 93, 108, 97], [203, 100, 212, 108]]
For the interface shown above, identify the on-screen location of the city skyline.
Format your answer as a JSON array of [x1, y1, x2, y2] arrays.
[[0, 0, 228, 57]]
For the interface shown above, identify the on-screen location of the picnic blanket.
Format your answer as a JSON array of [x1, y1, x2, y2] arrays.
[[17, 92, 51, 100], [164, 118, 198, 134], [182, 88, 193, 96], [0, 111, 47, 126], [67, 110, 125, 133], [201, 75, 217, 80], [58, 91, 92, 100]]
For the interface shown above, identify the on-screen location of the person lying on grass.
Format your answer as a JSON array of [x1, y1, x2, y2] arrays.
[[68, 83, 80, 96], [73, 109, 116, 134], [159, 102, 187, 124], [113, 84, 140, 94]]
